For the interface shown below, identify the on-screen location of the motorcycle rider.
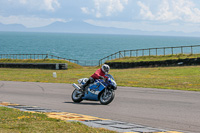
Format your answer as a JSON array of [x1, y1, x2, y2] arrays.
[[80, 64, 110, 93]]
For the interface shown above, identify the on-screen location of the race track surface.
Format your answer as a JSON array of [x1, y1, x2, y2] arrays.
[[0, 81, 199, 133]]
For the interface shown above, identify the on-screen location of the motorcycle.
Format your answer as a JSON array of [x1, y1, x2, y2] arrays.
[[72, 74, 117, 105]]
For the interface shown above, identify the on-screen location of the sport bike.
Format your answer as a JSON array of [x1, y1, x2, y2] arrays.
[[72, 74, 117, 105]]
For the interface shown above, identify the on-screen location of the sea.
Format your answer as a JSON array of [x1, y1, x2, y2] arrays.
[[1, 31, 200, 66]]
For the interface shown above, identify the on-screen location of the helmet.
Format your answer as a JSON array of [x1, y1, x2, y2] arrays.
[[101, 64, 110, 74]]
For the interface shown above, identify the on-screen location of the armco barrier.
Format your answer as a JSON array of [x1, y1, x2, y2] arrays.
[[0, 63, 67, 70], [106, 58, 200, 69], [99, 45, 200, 66]]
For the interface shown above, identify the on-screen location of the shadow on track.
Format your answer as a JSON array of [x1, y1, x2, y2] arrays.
[[63, 101, 101, 105]]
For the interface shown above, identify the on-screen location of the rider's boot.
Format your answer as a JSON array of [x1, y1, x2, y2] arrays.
[[80, 86, 85, 95]]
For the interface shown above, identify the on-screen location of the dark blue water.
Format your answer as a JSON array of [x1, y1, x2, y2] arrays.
[[1, 32, 200, 65]]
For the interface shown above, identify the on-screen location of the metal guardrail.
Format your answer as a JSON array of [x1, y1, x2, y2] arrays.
[[48, 55, 79, 64], [0, 54, 79, 64], [0, 54, 99, 66], [0, 63, 68, 70], [1, 45, 200, 66], [0, 54, 98, 66], [99, 45, 200, 66], [77, 60, 99, 66]]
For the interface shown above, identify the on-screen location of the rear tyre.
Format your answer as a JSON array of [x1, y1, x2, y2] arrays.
[[100, 90, 115, 105], [71, 89, 83, 103]]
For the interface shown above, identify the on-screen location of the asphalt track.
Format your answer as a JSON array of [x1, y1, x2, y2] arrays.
[[0, 81, 199, 133]]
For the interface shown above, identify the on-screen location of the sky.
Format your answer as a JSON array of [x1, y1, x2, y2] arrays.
[[1, 0, 200, 33]]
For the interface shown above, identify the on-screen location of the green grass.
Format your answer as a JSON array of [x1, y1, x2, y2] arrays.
[[0, 107, 117, 133], [106, 54, 200, 63], [113, 66, 200, 91], [0, 59, 82, 69], [0, 66, 200, 91]]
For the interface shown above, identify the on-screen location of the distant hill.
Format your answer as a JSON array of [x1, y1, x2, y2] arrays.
[[0, 23, 27, 32], [31, 21, 143, 34], [0, 21, 200, 37]]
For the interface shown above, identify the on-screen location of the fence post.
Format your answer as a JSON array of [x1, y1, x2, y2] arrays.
[[171, 47, 173, 55], [181, 46, 183, 54], [164, 48, 165, 56], [156, 48, 157, 56], [142, 49, 144, 56], [149, 49, 151, 56], [191, 46, 193, 54], [136, 50, 138, 57], [119, 51, 121, 58]]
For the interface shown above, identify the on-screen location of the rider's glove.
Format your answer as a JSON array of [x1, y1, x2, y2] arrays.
[[105, 77, 108, 82], [99, 76, 104, 79]]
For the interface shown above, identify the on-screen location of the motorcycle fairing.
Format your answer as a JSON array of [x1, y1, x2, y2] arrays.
[[78, 78, 89, 85], [82, 80, 105, 101]]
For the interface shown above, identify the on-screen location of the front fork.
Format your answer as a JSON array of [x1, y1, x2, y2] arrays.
[[103, 88, 113, 99]]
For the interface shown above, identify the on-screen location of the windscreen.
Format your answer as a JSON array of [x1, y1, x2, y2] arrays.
[[106, 74, 115, 81]]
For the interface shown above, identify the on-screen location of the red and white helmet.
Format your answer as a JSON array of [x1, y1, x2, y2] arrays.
[[101, 64, 110, 74]]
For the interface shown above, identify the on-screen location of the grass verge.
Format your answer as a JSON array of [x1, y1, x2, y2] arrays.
[[106, 54, 200, 63], [0, 66, 199, 91], [0, 106, 116, 133], [0, 59, 82, 69]]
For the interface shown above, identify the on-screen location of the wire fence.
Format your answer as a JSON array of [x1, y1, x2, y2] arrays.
[[99, 45, 200, 65], [0, 54, 79, 64], [0, 54, 99, 66], [77, 60, 99, 66], [1, 45, 200, 66]]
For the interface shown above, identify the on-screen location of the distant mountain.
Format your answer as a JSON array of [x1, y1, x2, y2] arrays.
[[0, 21, 200, 37], [0, 23, 27, 32], [31, 20, 142, 34]]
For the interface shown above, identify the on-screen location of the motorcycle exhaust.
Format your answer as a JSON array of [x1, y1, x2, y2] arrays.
[[72, 83, 81, 90]]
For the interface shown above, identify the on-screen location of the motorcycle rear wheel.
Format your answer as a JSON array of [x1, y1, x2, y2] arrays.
[[100, 90, 115, 105], [71, 89, 83, 103]]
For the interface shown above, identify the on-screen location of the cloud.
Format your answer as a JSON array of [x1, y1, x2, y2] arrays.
[[137, 0, 200, 23], [137, 1, 154, 20], [43, 0, 60, 12], [0, 15, 66, 28], [81, 0, 128, 18], [85, 19, 200, 32], [81, 7, 90, 14], [8, 0, 60, 12], [19, 0, 27, 4]]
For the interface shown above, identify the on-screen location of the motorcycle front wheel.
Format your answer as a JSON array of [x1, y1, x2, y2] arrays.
[[71, 89, 83, 103], [100, 89, 115, 105]]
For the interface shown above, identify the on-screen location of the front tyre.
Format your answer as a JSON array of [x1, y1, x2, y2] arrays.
[[71, 89, 83, 103], [100, 89, 115, 105]]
